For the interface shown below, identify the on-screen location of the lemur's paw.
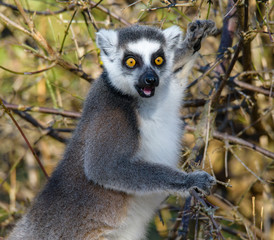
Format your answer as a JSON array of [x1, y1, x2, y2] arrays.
[[186, 20, 217, 53], [187, 171, 216, 195]]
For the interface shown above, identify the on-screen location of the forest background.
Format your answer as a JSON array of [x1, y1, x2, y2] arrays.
[[0, 0, 273, 239]]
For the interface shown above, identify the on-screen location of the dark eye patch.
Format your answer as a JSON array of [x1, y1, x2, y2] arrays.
[[151, 48, 165, 67], [122, 51, 143, 69]]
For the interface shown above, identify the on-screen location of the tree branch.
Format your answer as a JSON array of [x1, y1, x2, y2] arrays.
[[185, 125, 274, 160], [3, 101, 81, 119], [0, 11, 94, 83], [0, 1, 131, 26], [230, 76, 274, 97], [0, 99, 49, 179]]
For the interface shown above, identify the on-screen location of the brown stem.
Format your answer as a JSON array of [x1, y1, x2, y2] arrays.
[[0, 99, 49, 179], [190, 190, 225, 240], [3, 102, 81, 118], [185, 125, 274, 160], [211, 39, 243, 108], [0, 1, 131, 26], [0, 12, 94, 82], [231, 77, 274, 97]]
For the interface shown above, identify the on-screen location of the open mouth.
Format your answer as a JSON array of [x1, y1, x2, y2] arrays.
[[135, 68, 159, 98], [135, 85, 155, 98]]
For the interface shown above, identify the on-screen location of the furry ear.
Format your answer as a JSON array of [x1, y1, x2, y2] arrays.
[[96, 29, 118, 59], [163, 26, 182, 50]]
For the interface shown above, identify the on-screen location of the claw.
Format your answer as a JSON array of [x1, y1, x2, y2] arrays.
[[193, 37, 202, 53]]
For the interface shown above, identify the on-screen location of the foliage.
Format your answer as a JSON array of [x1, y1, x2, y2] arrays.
[[0, 0, 273, 239]]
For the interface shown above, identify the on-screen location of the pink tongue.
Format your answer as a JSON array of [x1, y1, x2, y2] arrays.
[[143, 87, 152, 95]]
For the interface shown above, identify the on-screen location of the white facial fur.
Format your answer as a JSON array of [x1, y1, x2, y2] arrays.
[[126, 40, 161, 65], [99, 38, 172, 98], [115, 40, 171, 98], [96, 26, 183, 99], [162, 25, 182, 49]]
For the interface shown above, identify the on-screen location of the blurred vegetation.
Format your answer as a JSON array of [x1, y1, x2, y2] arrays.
[[0, 0, 273, 239]]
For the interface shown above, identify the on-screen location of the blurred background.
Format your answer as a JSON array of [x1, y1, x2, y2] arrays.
[[0, 0, 273, 239]]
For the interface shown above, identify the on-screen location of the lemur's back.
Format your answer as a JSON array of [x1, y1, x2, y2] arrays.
[[8, 77, 132, 240]]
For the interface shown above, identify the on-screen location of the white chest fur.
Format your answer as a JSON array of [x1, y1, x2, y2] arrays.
[[137, 81, 184, 169], [107, 81, 186, 240]]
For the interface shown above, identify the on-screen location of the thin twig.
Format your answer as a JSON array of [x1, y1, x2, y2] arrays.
[[202, 101, 212, 169], [59, 9, 78, 54], [14, 0, 34, 30], [230, 76, 274, 97], [0, 99, 49, 179], [0, 12, 94, 82], [211, 39, 243, 108], [0, 12, 31, 36], [3, 101, 81, 118], [11, 108, 68, 143], [229, 148, 266, 183], [190, 190, 225, 240], [223, 0, 241, 20], [185, 125, 274, 159], [141, 2, 195, 12], [0, 1, 76, 15], [0, 62, 56, 75], [6, 102, 273, 159], [187, 54, 227, 89], [88, 1, 131, 26], [0, 1, 131, 26], [208, 194, 266, 239]]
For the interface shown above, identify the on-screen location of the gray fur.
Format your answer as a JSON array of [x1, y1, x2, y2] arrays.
[[8, 20, 217, 240], [173, 20, 217, 73], [117, 25, 166, 48]]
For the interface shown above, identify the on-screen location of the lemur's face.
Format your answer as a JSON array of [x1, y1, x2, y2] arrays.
[[96, 25, 182, 98], [118, 39, 166, 98]]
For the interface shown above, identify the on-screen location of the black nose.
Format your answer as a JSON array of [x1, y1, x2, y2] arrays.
[[140, 68, 159, 87], [145, 75, 158, 85]]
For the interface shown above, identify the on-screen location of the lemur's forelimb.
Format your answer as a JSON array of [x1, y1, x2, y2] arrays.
[[173, 20, 217, 74]]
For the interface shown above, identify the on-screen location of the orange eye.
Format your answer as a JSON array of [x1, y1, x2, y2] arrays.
[[125, 58, 136, 68], [155, 56, 164, 66]]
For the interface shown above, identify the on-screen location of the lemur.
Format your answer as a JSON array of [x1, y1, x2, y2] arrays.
[[8, 20, 217, 240]]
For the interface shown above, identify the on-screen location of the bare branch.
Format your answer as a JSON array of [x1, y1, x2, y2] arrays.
[[3, 101, 81, 119], [185, 125, 274, 160], [0, 99, 49, 179], [231, 76, 274, 97], [0, 11, 94, 82], [211, 39, 243, 108], [11, 108, 68, 144], [0, 1, 131, 26], [190, 190, 225, 240], [0, 12, 31, 36], [208, 194, 267, 239], [0, 1, 76, 15], [59, 9, 78, 54], [0, 62, 56, 75], [87, 1, 131, 26]]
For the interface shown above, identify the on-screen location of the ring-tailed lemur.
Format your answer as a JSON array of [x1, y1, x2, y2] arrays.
[[8, 20, 217, 240]]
